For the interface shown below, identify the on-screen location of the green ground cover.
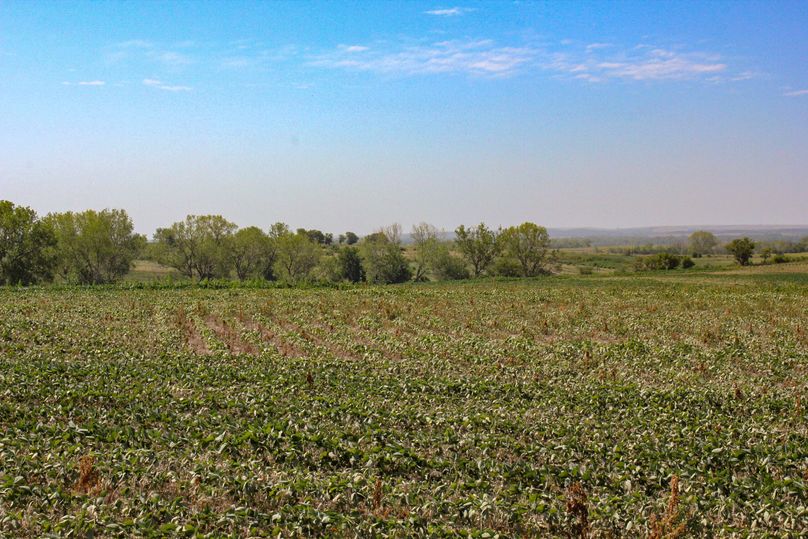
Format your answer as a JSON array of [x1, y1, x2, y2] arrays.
[[0, 266, 805, 537]]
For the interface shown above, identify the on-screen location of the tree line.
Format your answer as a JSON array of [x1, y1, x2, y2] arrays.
[[2, 201, 800, 286], [0, 200, 557, 286]]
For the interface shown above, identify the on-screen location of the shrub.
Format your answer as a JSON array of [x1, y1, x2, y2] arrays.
[[725, 237, 755, 266], [337, 246, 365, 282], [492, 256, 522, 277], [360, 231, 411, 284], [635, 253, 681, 271], [433, 252, 470, 280], [681, 257, 695, 269]]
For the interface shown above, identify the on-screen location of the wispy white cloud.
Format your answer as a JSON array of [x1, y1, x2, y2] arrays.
[[107, 40, 193, 67], [339, 44, 369, 53], [62, 80, 106, 86], [425, 7, 473, 16], [156, 51, 192, 66], [311, 39, 535, 77], [143, 78, 191, 92], [218, 44, 298, 69], [784, 89, 808, 97], [543, 46, 728, 82], [729, 70, 762, 82], [310, 38, 746, 84], [117, 39, 153, 49]]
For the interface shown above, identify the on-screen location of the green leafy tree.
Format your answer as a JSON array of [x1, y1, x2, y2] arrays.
[[344, 231, 359, 245], [299, 229, 330, 245], [360, 226, 411, 284], [336, 245, 365, 283], [47, 209, 139, 284], [688, 230, 718, 256], [454, 223, 501, 277], [725, 237, 755, 266], [0, 200, 57, 285], [499, 222, 551, 277], [153, 215, 236, 279], [274, 229, 320, 281], [411, 222, 443, 281], [231, 226, 274, 281]]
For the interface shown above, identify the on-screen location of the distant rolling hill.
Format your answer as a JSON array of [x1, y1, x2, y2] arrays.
[[400, 225, 808, 245], [547, 225, 808, 240]]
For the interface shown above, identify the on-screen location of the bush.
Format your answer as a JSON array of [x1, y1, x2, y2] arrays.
[[492, 257, 522, 277], [681, 257, 695, 269], [336, 246, 365, 282], [772, 254, 788, 264], [725, 237, 755, 266], [433, 253, 470, 280], [634, 253, 681, 271], [360, 232, 411, 284]]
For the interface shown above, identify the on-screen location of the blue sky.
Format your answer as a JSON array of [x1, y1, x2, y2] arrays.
[[2, 0, 807, 234]]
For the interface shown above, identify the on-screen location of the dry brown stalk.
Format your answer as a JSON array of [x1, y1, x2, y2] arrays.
[[648, 475, 686, 539], [565, 482, 590, 538], [73, 454, 101, 495]]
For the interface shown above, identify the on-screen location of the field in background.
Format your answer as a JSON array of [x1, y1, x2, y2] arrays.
[[1, 264, 806, 536], [127, 250, 808, 283]]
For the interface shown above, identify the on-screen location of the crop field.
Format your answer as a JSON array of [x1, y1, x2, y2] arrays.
[[1, 267, 806, 537]]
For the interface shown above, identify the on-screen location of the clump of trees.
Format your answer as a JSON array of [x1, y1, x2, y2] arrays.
[[46, 209, 144, 284], [411, 223, 468, 281], [454, 223, 502, 277], [634, 253, 694, 271], [725, 237, 755, 266], [153, 215, 236, 280], [453, 222, 554, 278], [688, 230, 718, 257], [499, 222, 551, 277], [274, 227, 320, 281], [359, 225, 411, 284], [1, 201, 144, 285], [0, 201, 57, 285]]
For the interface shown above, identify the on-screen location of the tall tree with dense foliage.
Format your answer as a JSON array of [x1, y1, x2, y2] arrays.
[[231, 226, 274, 281], [360, 227, 411, 284], [343, 231, 359, 245], [0, 200, 57, 285], [274, 229, 320, 281], [336, 245, 365, 283], [153, 215, 237, 279], [46, 209, 140, 284], [688, 230, 718, 256], [454, 223, 501, 277], [725, 237, 755, 266], [411, 222, 443, 281], [499, 222, 550, 277]]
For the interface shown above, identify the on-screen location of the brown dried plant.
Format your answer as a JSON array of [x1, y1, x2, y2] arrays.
[[372, 478, 383, 511], [73, 454, 102, 495], [648, 475, 687, 539], [565, 482, 590, 538]]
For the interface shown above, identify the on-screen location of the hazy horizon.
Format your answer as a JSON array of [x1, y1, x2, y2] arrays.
[[2, 1, 807, 235]]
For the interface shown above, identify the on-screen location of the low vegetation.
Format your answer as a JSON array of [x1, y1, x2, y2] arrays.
[[0, 265, 805, 536]]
